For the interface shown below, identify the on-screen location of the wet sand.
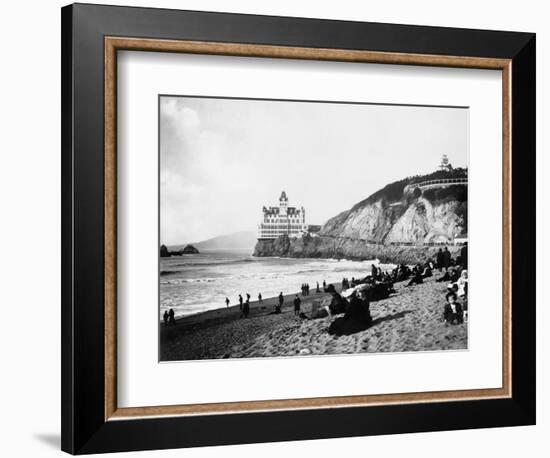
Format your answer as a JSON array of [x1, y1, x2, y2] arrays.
[[160, 276, 467, 361]]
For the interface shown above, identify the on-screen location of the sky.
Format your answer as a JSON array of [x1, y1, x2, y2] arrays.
[[160, 96, 468, 245]]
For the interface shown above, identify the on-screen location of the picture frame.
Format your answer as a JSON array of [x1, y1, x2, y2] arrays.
[[61, 3, 535, 454]]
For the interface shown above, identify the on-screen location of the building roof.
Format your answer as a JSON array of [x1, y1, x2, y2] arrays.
[[263, 206, 302, 216]]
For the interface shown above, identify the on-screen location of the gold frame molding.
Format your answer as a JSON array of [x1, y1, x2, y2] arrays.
[[104, 36, 512, 421]]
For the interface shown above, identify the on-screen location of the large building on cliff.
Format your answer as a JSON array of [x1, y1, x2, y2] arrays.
[[257, 191, 307, 240]]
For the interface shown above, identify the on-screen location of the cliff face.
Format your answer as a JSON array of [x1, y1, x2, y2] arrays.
[[321, 197, 465, 245], [253, 170, 467, 264]]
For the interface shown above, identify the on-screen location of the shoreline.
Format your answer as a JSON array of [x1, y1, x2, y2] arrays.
[[160, 254, 389, 321], [160, 275, 467, 361], [162, 284, 340, 326]]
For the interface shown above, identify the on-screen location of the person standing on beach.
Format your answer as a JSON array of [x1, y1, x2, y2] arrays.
[[246, 293, 251, 302], [293, 295, 301, 315], [242, 299, 250, 318], [163, 310, 169, 326], [442, 247, 451, 271], [316, 282, 320, 293], [276, 292, 284, 314], [323, 280, 327, 291], [225, 297, 230, 308], [258, 293, 263, 303], [238, 294, 243, 310], [168, 308, 176, 325], [436, 248, 444, 271]]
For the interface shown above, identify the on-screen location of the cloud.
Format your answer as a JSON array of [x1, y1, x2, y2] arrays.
[[160, 96, 468, 245]]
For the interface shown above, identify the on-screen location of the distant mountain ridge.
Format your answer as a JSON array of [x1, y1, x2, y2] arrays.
[[192, 231, 257, 251]]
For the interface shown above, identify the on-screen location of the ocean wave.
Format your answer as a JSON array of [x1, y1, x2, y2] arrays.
[[160, 270, 179, 276], [160, 258, 255, 269]]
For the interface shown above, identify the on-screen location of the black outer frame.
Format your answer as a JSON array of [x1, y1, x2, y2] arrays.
[[61, 3, 535, 455]]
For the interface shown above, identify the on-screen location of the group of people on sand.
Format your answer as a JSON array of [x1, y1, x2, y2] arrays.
[[162, 308, 176, 326], [405, 262, 433, 287], [402, 244, 468, 326], [436, 243, 468, 325], [323, 284, 373, 327], [215, 243, 468, 328], [223, 292, 265, 319]]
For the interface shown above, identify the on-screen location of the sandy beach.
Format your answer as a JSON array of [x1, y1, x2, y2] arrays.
[[160, 275, 467, 361]]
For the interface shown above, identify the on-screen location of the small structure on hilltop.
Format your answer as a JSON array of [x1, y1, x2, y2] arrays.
[[439, 154, 453, 172]]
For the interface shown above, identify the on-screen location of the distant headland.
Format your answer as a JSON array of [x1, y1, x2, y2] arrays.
[[160, 244, 199, 257]]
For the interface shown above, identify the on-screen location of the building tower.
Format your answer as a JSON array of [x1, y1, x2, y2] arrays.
[[279, 191, 288, 216], [439, 154, 453, 172]]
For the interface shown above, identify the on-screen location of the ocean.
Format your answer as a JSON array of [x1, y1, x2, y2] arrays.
[[160, 249, 385, 318]]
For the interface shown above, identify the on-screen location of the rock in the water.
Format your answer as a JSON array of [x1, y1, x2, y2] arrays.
[[160, 244, 170, 258], [181, 244, 200, 254]]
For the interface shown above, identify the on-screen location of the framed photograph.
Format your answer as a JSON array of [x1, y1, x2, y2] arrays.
[[61, 3, 536, 454]]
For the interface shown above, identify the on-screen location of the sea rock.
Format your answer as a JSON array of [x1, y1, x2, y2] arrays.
[[181, 244, 200, 254], [160, 244, 170, 258]]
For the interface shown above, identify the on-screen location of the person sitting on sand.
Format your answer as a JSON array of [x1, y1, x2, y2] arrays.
[[345, 289, 372, 325], [451, 268, 461, 283], [163, 310, 169, 326], [242, 299, 250, 318], [258, 293, 262, 303], [436, 270, 451, 282], [326, 284, 348, 315], [293, 295, 301, 315], [407, 266, 423, 287], [225, 297, 230, 308], [168, 308, 176, 325], [238, 294, 243, 310], [422, 263, 432, 278], [444, 292, 464, 325], [456, 269, 468, 298], [371, 264, 379, 280]]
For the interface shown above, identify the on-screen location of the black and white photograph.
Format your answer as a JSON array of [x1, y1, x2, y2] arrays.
[[159, 95, 469, 361]]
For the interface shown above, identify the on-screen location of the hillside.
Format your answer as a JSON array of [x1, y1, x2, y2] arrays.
[[193, 230, 257, 251], [253, 168, 467, 263]]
